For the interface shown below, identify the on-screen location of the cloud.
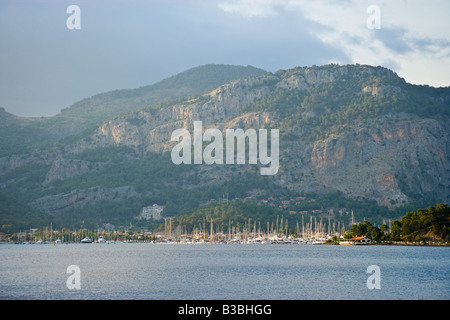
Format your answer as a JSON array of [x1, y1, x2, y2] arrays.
[[218, 0, 285, 18], [273, 0, 450, 87], [1, 0, 449, 117], [373, 26, 411, 54], [368, 22, 450, 58], [409, 36, 450, 59]]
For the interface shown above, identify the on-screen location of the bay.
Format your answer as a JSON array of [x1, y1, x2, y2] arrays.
[[0, 243, 448, 300]]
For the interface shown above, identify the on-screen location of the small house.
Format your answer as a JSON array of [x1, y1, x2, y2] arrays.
[[340, 236, 372, 245]]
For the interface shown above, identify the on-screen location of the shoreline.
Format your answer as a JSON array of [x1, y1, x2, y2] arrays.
[[2, 240, 449, 247]]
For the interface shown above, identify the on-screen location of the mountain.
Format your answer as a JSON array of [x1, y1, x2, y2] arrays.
[[0, 64, 267, 157], [1, 63, 449, 231], [59, 64, 267, 124]]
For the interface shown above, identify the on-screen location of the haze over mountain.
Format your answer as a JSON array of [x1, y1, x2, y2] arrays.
[[1, 64, 449, 231], [0, 65, 266, 157], [59, 64, 267, 125]]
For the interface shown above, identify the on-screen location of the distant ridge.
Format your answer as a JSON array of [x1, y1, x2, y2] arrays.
[[0, 64, 266, 157], [60, 64, 267, 123]]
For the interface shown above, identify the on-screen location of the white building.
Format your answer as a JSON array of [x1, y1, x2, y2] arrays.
[[140, 204, 164, 220]]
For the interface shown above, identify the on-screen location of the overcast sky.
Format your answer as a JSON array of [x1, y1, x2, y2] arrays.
[[1, 0, 449, 117]]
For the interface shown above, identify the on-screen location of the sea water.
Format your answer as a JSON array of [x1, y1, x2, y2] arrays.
[[0, 243, 448, 300]]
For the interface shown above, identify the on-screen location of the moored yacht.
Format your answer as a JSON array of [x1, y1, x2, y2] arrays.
[[81, 237, 92, 243]]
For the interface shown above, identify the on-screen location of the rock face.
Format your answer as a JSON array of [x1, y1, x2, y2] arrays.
[[89, 75, 277, 153], [362, 83, 403, 97], [2, 64, 449, 217], [43, 159, 105, 185], [283, 114, 450, 208]]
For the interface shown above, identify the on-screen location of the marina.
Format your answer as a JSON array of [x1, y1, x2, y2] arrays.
[[7, 207, 448, 246]]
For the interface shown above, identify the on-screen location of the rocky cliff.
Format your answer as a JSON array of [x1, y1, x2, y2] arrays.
[[284, 113, 450, 208], [62, 65, 449, 208]]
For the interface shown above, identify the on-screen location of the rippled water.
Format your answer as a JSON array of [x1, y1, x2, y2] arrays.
[[0, 243, 448, 300]]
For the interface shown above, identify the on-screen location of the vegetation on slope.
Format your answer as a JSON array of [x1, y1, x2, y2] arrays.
[[60, 64, 266, 121], [241, 70, 450, 142], [0, 192, 53, 232]]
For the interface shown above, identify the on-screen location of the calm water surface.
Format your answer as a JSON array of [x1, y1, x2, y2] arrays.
[[0, 243, 448, 300]]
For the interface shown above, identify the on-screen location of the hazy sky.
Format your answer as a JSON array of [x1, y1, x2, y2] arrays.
[[1, 0, 449, 117]]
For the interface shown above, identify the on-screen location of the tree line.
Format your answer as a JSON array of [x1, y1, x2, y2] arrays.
[[346, 203, 449, 243]]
